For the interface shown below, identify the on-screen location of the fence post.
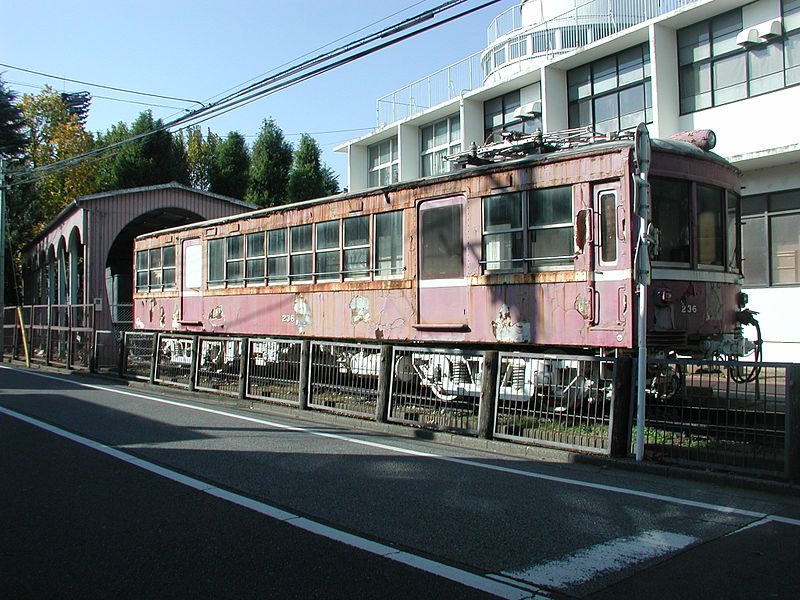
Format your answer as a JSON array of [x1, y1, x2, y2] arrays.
[[117, 332, 126, 378], [298, 340, 311, 410], [478, 351, 499, 440], [238, 338, 249, 400], [188, 335, 199, 392], [45, 309, 53, 367], [66, 310, 73, 370], [610, 355, 634, 458], [375, 344, 393, 423], [786, 364, 800, 482], [89, 330, 97, 373], [149, 332, 159, 384]]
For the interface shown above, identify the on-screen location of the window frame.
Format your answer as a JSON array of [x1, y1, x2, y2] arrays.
[[367, 137, 399, 188], [420, 114, 462, 177], [136, 245, 177, 292], [741, 189, 800, 287]]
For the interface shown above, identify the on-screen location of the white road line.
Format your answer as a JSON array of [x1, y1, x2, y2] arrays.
[[0, 404, 536, 600], [501, 530, 699, 590], [2, 364, 800, 529]]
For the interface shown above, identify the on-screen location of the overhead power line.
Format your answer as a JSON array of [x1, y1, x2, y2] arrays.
[[5, 0, 502, 188], [0, 62, 203, 105]]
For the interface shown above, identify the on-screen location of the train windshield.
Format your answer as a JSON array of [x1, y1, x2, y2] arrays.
[[650, 177, 739, 271]]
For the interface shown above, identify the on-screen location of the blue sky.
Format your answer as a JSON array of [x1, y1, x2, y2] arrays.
[[1, 0, 517, 187]]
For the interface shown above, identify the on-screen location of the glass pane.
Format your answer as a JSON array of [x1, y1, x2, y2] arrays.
[[651, 178, 691, 263], [208, 239, 225, 283], [344, 216, 369, 246], [741, 218, 767, 284], [149, 248, 161, 268], [316, 250, 340, 280], [484, 96, 503, 131], [529, 187, 572, 226], [246, 232, 265, 257], [769, 190, 800, 212], [227, 235, 243, 260], [290, 254, 312, 280], [316, 220, 339, 250], [421, 124, 435, 152], [697, 185, 725, 265], [711, 10, 742, 56], [136, 271, 148, 290], [568, 64, 592, 101], [344, 248, 370, 278], [433, 120, 448, 147], [568, 99, 592, 128], [376, 211, 403, 277], [617, 45, 644, 86], [268, 256, 288, 282], [421, 204, 463, 279], [713, 54, 747, 104], [727, 192, 740, 272], [162, 267, 176, 288], [592, 55, 618, 94], [678, 22, 710, 65], [484, 193, 522, 232], [449, 115, 460, 142], [483, 231, 523, 272], [771, 213, 800, 284], [291, 225, 312, 252], [268, 229, 286, 254], [227, 260, 243, 283], [136, 250, 148, 270], [162, 245, 176, 267], [749, 43, 784, 96], [149, 269, 162, 287], [246, 258, 265, 281], [530, 227, 574, 266], [600, 192, 617, 263], [593, 93, 618, 128]]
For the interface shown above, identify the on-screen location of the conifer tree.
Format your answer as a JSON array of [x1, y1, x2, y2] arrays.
[[246, 118, 293, 207]]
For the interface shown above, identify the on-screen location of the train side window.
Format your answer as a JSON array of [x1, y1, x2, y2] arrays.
[[599, 191, 618, 264], [697, 184, 725, 266], [226, 235, 245, 285], [267, 229, 288, 284], [136, 245, 176, 292], [316, 220, 341, 281], [344, 216, 370, 280], [207, 239, 225, 287], [245, 232, 266, 286], [162, 246, 176, 288], [651, 177, 691, 264], [375, 211, 403, 278], [528, 186, 574, 268], [421, 204, 463, 279], [135, 250, 148, 291], [290, 225, 313, 282], [483, 192, 523, 272]]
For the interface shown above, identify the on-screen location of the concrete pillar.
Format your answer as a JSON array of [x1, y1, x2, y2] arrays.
[[649, 23, 680, 139], [399, 123, 420, 182], [541, 65, 568, 132], [461, 97, 484, 149]]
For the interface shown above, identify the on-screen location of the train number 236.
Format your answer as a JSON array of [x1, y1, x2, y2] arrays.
[[680, 304, 698, 314]]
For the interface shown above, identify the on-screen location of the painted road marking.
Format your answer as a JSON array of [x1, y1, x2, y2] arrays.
[[3, 364, 800, 530], [0, 405, 539, 600], [501, 530, 698, 590]]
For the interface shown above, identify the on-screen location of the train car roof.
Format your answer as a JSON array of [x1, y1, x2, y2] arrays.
[[135, 135, 737, 242]]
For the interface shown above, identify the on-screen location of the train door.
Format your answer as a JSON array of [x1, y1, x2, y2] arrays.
[[591, 182, 629, 334], [181, 238, 203, 323], [417, 196, 468, 328]]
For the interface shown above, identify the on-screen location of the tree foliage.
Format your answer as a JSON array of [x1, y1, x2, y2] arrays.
[[103, 111, 189, 190], [0, 78, 28, 158], [209, 131, 250, 199], [180, 126, 219, 190], [286, 134, 339, 203], [18, 86, 98, 223], [246, 118, 293, 208]]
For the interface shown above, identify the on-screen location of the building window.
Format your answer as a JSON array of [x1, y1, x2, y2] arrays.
[[568, 43, 652, 134], [368, 137, 398, 187], [742, 190, 800, 286], [481, 187, 573, 273], [135, 245, 176, 292], [679, 4, 800, 113], [483, 90, 541, 143], [420, 115, 461, 177]]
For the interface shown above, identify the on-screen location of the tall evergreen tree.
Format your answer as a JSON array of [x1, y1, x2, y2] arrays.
[[209, 131, 250, 199], [0, 78, 28, 158], [246, 118, 293, 208], [180, 126, 219, 190], [106, 111, 189, 190], [286, 134, 336, 203]]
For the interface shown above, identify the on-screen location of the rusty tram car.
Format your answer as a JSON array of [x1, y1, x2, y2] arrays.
[[133, 127, 753, 402]]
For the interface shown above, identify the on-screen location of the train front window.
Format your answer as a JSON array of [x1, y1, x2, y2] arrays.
[[651, 178, 690, 264], [529, 187, 573, 267], [697, 184, 725, 266], [483, 192, 523, 272], [599, 191, 618, 264]]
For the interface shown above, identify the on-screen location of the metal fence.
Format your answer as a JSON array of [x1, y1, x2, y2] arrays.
[[123, 331, 155, 380], [494, 352, 614, 453], [195, 337, 244, 396], [389, 346, 483, 434], [308, 341, 382, 419], [154, 333, 194, 388], [93, 330, 122, 374], [247, 338, 303, 406], [639, 358, 793, 478]]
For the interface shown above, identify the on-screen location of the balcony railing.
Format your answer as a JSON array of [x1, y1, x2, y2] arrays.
[[376, 0, 697, 126]]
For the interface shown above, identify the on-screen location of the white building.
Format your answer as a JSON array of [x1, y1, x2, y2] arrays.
[[336, 0, 800, 362]]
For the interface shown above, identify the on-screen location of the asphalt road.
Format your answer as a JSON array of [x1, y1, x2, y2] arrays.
[[2, 363, 800, 599]]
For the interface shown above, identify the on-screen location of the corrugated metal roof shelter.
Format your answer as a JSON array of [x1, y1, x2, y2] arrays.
[[22, 183, 255, 331]]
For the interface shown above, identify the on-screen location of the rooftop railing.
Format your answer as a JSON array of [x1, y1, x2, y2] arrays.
[[376, 0, 697, 126]]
